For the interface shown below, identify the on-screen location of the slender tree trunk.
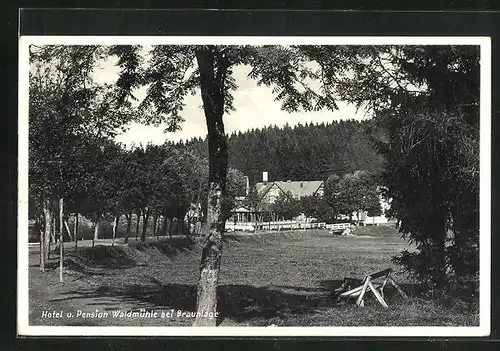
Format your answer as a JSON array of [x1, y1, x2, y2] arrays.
[[112, 215, 119, 246], [59, 198, 64, 283], [38, 214, 44, 270], [41, 198, 52, 271], [152, 215, 158, 238], [169, 218, 173, 239], [141, 210, 150, 242], [51, 215, 56, 244], [92, 213, 100, 248], [135, 211, 140, 240], [183, 218, 188, 238], [64, 219, 72, 240], [125, 213, 132, 244], [163, 213, 168, 238], [156, 216, 162, 241], [187, 213, 192, 237], [74, 213, 78, 254], [193, 47, 229, 326]]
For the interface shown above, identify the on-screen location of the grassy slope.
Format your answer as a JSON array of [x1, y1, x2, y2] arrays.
[[28, 227, 478, 327]]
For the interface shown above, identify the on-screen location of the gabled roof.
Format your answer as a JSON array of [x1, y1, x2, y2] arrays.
[[255, 182, 276, 197], [275, 180, 324, 198], [255, 180, 324, 199], [232, 206, 251, 213]]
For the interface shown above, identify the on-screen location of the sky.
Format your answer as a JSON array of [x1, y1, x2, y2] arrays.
[[93, 50, 368, 148]]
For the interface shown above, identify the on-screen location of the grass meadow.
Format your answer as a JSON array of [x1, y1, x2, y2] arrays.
[[28, 226, 479, 327]]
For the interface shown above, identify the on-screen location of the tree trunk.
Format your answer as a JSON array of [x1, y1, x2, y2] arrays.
[[41, 198, 52, 271], [51, 215, 56, 244], [64, 219, 72, 240], [169, 218, 173, 239], [38, 215, 44, 271], [182, 218, 188, 238], [152, 215, 158, 238], [59, 198, 64, 283], [74, 212, 78, 254], [193, 47, 229, 326], [163, 213, 168, 238], [112, 215, 119, 246], [125, 213, 132, 244], [135, 211, 141, 240], [92, 213, 100, 248], [141, 210, 150, 242]]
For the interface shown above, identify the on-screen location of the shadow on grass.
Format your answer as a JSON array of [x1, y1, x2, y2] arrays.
[[132, 237, 196, 259], [53, 277, 386, 326], [56, 238, 199, 270], [30, 260, 61, 270]]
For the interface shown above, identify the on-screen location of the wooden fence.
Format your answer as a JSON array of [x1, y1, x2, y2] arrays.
[[225, 221, 328, 232]]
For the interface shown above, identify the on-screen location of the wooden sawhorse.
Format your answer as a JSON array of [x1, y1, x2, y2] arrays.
[[338, 268, 408, 308]]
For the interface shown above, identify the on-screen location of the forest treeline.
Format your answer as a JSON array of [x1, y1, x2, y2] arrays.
[[175, 119, 385, 184]]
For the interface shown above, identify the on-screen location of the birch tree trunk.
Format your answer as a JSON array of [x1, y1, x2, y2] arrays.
[[64, 220, 72, 240], [193, 47, 229, 326], [135, 211, 141, 240], [41, 198, 52, 271], [92, 213, 100, 248], [125, 213, 132, 244], [163, 213, 168, 238], [51, 216, 56, 244], [141, 210, 150, 242], [112, 215, 119, 246]]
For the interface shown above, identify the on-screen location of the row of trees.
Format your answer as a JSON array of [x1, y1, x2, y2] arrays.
[[30, 136, 248, 268], [180, 120, 384, 184]]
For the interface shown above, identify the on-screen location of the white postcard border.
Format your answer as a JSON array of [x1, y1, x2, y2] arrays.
[[18, 35, 492, 337]]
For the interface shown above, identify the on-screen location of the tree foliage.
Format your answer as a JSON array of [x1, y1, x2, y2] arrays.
[[298, 194, 334, 223], [324, 171, 381, 223], [180, 120, 384, 184], [271, 191, 301, 221], [334, 45, 480, 294]]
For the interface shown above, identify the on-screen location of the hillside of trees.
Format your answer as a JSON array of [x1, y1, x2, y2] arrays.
[[176, 119, 385, 184]]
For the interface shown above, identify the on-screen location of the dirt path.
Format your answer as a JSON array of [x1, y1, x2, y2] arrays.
[[29, 251, 197, 326]]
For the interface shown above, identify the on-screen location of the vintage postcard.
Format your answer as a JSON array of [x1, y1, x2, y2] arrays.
[[18, 35, 491, 336]]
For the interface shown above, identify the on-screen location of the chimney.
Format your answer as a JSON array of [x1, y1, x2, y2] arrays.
[[263, 171, 268, 183], [244, 176, 249, 195]]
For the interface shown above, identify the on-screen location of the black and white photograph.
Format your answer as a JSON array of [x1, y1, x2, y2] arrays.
[[17, 36, 491, 336]]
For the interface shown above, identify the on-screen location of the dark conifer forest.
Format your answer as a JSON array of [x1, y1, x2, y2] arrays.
[[175, 119, 384, 184]]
